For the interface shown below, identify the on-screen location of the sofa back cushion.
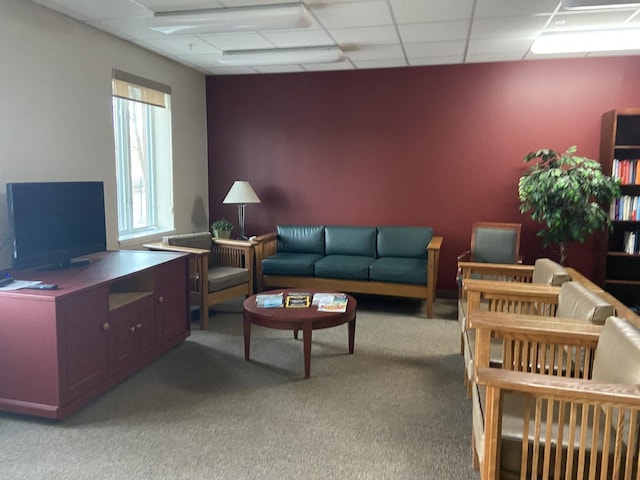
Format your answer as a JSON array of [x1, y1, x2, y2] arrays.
[[592, 316, 640, 385], [325, 226, 376, 257], [531, 258, 571, 285], [555, 281, 614, 324], [376, 226, 433, 259], [277, 225, 325, 255]]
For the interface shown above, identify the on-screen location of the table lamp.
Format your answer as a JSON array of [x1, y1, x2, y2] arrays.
[[222, 181, 261, 240]]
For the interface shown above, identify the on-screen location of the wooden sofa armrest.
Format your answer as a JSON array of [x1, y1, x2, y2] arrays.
[[469, 310, 602, 377], [458, 261, 535, 282], [463, 278, 562, 318], [475, 367, 640, 480], [143, 241, 209, 256], [253, 232, 277, 291], [427, 236, 443, 309]]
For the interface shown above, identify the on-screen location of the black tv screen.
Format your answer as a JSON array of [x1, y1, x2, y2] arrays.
[[6, 181, 107, 270]]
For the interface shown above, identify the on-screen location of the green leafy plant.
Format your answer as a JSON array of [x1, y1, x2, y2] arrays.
[[518, 146, 621, 265], [211, 217, 233, 233]]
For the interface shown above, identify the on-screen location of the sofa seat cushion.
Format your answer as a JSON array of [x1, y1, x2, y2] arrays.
[[314, 255, 374, 280], [262, 252, 323, 276], [376, 226, 433, 258], [369, 257, 427, 285], [208, 267, 249, 292], [324, 226, 376, 257], [277, 225, 325, 254]]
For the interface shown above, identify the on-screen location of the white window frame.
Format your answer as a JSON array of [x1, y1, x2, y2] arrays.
[[111, 70, 174, 245]]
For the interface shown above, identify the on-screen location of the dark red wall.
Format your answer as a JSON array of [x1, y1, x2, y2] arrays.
[[206, 56, 640, 293]]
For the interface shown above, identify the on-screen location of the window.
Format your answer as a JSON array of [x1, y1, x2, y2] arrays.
[[111, 70, 174, 242]]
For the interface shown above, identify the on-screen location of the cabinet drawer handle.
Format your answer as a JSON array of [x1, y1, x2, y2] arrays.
[[136, 323, 142, 329], [129, 326, 136, 333], [102, 322, 110, 331], [157, 296, 164, 304]]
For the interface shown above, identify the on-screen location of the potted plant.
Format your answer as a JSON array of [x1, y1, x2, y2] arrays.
[[518, 146, 620, 265], [211, 217, 233, 239]]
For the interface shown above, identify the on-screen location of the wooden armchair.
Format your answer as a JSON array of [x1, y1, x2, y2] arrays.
[[469, 313, 640, 479], [144, 233, 255, 330], [457, 221, 523, 266], [461, 278, 614, 396]]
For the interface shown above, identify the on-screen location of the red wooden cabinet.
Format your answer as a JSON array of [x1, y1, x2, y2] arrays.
[[0, 250, 189, 419]]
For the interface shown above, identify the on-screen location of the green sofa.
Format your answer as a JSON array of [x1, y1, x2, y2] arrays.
[[254, 225, 443, 317]]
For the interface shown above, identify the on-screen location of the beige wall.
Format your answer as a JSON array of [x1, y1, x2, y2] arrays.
[[0, 0, 209, 270]]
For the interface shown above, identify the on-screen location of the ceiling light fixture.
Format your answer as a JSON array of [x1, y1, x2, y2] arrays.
[[531, 28, 640, 54], [145, 2, 312, 35], [561, 0, 640, 9], [218, 46, 346, 66]]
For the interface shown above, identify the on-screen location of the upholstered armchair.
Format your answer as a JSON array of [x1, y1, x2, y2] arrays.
[[461, 278, 614, 396], [145, 232, 255, 330], [470, 314, 640, 480]]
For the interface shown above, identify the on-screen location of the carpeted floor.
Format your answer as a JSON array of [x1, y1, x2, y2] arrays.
[[0, 295, 479, 480]]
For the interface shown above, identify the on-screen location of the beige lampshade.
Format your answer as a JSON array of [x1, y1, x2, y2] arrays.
[[223, 181, 261, 204]]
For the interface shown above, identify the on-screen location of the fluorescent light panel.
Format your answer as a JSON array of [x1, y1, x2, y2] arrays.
[[531, 28, 640, 53], [561, 0, 640, 9], [146, 2, 312, 35], [219, 46, 346, 66]]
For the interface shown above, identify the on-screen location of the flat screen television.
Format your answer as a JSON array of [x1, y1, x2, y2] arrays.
[[6, 181, 107, 270]]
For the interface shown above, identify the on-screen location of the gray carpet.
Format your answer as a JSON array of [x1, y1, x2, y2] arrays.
[[0, 296, 479, 480]]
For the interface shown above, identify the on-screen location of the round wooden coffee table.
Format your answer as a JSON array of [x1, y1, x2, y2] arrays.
[[243, 289, 357, 378]]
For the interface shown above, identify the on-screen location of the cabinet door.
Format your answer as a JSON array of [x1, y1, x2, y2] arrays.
[[155, 256, 189, 345], [59, 288, 110, 402], [109, 295, 155, 374]]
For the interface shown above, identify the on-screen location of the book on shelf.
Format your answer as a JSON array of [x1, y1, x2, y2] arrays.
[[285, 292, 311, 308], [312, 292, 348, 312], [612, 158, 640, 185], [623, 230, 640, 255], [255, 292, 284, 308], [610, 195, 640, 221]]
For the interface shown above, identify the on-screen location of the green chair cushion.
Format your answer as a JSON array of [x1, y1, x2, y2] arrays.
[[376, 226, 433, 258], [277, 225, 325, 254], [314, 255, 374, 280], [325, 226, 376, 257], [369, 257, 427, 285], [262, 252, 323, 276], [473, 227, 518, 264]]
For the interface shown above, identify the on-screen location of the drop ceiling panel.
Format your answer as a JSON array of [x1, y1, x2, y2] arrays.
[[28, 0, 640, 75]]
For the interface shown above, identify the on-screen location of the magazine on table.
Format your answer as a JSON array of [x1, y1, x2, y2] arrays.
[[285, 292, 311, 308], [312, 292, 348, 312], [255, 292, 284, 308]]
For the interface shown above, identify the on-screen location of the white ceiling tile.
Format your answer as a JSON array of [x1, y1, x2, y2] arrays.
[[35, 0, 151, 20], [261, 29, 334, 48], [405, 40, 467, 58], [351, 58, 408, 69], [474, 0, 560, 18], [29, 0, 640, 75], [312, 1, 393, 29], [200, 33, 275, 50], [254, 64, 306, 73], [399, 21, 470, 43], [347, 44, 405, 61], [409, 55, 465, 66], [467, 37, 535, 55], [471, 15, 551, 39], [140, 36, 221, 55], [136, 0, 225, 12], [391, 0, 474, 23], [303, 61, 355, 72], [330, 26, 399, 45]]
